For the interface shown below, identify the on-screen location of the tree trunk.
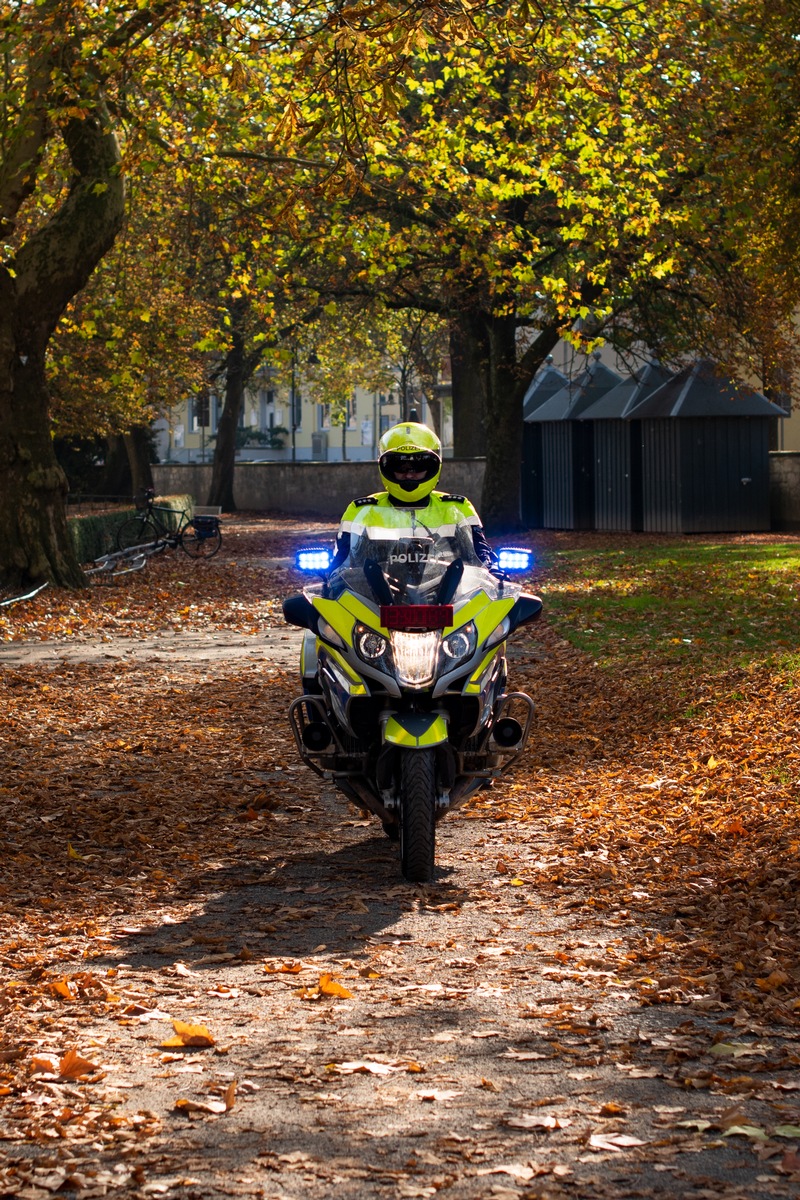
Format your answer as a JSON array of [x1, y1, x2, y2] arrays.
[[0, 103, 125, 588], [425, 393, 441, 437], [99, 434, 132, 497], [479, 313, 522, 531], [479, 315, 563, 532], [207, 325, 245, 511], [449, 312, 489, 458], [0, 311, 80, 586], [123, 426, 155, 499]]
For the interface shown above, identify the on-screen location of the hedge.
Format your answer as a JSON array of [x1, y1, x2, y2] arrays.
[[68, 494, 195, 565]]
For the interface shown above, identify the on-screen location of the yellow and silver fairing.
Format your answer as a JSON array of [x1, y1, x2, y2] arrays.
[[306, 521, 529, 700]]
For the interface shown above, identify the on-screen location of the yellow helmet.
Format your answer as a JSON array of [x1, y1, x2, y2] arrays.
[[378, 422, 442, 503]]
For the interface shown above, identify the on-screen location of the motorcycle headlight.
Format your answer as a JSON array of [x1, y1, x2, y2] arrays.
[[485, 615, 511, 650], [391, 631, 440, 688], [355, 623, 389, 663], [441, 622, 477, 666]]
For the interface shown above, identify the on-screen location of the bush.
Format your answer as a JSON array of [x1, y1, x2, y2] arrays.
[[68, 509, 134, 563]]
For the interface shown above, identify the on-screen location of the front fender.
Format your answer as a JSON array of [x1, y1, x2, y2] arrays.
[[383, 713, 449, 748]]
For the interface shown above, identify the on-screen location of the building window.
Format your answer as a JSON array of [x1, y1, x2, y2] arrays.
[[192, 390, 210, 432], [259, 388, 275, 430], [291, 389, 302, 432]]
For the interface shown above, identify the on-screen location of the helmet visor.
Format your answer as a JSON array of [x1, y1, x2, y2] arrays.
[[380, 451, 441, 490]]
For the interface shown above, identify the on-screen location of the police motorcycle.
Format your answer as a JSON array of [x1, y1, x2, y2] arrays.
[[282, 517, 542, 883]]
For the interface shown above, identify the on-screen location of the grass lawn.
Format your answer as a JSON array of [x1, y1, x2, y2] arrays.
[[535, 537, 800, 677]]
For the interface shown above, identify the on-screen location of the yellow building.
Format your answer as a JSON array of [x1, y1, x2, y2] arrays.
[[153, 368, 453, 464]]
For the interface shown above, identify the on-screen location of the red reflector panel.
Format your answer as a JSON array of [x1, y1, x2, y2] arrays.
[[381, 604, 453, 631]]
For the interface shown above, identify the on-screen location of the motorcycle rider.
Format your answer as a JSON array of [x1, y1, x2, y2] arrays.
[[288, 419, 541, 850], [330, 420, 496, 571]]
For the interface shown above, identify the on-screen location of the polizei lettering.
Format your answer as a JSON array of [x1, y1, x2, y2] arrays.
[[389, 551, 429, 564]]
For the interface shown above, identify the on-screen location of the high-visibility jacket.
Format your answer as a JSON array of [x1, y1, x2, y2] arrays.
[[333, 490, 494, 568]]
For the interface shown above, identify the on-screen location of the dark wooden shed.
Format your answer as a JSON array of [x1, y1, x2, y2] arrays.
[[577, 360, 674, 531], [521, 357, 623, 528], [521, 361, 569, 522], [624, 359, 785, 533]]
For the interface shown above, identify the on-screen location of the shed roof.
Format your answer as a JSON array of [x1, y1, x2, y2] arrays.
[[525, 358, 623, 422], [578, 360, 674, 419], [522, 362, 569, 419], [625, 358, 786, 418]]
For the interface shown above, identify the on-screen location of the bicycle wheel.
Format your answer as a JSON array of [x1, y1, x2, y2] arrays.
[[116, 518, 159, 551], [180, 521, 222, 559]]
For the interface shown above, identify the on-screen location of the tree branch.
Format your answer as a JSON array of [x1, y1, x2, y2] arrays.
[[15, 99, 126, 342], [0, 25, 54, 234]]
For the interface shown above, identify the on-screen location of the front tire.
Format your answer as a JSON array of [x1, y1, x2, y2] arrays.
[[117, 518, 159, 551], [399, 749, 436, 883]]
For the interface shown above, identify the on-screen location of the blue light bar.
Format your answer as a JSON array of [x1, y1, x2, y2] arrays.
[[295, 547, 333, 572], [496, 547, 533, 573]]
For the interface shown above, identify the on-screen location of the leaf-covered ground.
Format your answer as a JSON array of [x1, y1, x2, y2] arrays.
[[1, 518, 798, 1200]]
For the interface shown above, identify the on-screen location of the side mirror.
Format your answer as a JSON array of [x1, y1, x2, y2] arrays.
[[508, 594, 543, 629], [282, 593, 320, 632]]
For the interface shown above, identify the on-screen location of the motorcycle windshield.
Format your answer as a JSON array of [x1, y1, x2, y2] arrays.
[[329, 519, 510, 608]]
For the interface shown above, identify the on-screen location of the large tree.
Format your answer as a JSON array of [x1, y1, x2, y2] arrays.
[[324, 5, 723, 525], [0, 0, 489, 585], [280, 0, 800, 527], [6, 0, 799, 582], [1, 3, 130, 585], [0, 1, 249, 586], [0, 1, 420, 549]]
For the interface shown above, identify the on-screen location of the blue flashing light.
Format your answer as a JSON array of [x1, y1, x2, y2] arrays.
[[296, 547, 333, 572], [496, 547, 533, 573]]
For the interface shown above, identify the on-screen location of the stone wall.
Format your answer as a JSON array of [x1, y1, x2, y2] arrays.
[[152, 454, 800, 529], [152, 459, 487, 520], [769, 452, 800, 530]]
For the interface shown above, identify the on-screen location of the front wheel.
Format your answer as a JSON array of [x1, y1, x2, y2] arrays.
[[117, 518, 159, 551], [180, 521, 222, 558], [399, 749, 436, 883]]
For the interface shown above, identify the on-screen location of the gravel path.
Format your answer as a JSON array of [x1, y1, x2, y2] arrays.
[[1, 638, 798, 1200], [0, 627, 303, 667]]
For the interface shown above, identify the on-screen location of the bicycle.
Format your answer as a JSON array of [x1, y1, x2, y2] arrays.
[[115, 489, 222, 559]]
